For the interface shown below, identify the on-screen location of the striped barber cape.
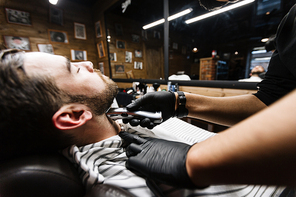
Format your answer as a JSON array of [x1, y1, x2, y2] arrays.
[[62, 118, 287, 197]]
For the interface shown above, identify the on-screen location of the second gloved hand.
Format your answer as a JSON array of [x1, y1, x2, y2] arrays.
[[119, 131, 197, 189]]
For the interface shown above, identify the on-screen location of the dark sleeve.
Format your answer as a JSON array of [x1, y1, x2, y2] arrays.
[[254, 4, 296, 106]]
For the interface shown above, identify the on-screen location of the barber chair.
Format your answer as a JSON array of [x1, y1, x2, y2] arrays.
[[0, 153, 134, 197]]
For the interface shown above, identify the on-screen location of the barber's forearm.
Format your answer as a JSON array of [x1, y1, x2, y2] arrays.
[[184, 93, 266, 126], [186, 90, 296, 186]]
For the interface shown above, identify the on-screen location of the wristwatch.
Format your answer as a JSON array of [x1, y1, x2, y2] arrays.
[[176, 91, 188, 118]]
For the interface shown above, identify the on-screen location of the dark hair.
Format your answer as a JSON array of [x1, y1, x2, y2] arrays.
[[0, 49, 74, 161]]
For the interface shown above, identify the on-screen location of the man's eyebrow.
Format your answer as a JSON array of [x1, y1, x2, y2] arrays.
[[65, 57, 71, 73]]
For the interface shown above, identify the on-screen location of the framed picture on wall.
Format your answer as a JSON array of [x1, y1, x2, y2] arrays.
[[5, 8, 32, 26], [154, 31, 161, 39], [98, 62, 104, 74], [134, 61, 143, 69], [97, 41, 105, 58], [49, 6, 63, 26], [132, 34, 140, 43], [37, 44, 54, 54], [125, 51, 132, 63], [115, 23, 123, 36], [95, 21, 102, 38], [115, 65, 125, 73], [116, 40, 126, 49], [74, 22, 86, 40], [109, 52, 117, 62], [48, 29, 69, 44], [126, 70, 134, 79], [3, 35, 31, 51], [70, 49, 87, 61], [135, 50, 142, 58]]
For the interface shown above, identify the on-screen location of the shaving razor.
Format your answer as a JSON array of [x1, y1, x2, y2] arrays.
[[106, 107, 163, 124]]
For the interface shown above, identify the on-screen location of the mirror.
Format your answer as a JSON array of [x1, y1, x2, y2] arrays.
[[105, 0, 295, 81], [105, 0, 164, 80]]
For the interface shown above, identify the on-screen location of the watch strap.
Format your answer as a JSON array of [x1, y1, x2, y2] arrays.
[[176, 91, 188, 118]]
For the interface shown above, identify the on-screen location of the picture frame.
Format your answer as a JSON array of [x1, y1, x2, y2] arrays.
[[99, 62, 104, 74], [135, 50, 142, 58], [3, 35, 31, 51], [134, 61, 143, 69], [70, 49, 87, 61], [125, 51, 132, 63], [142, 30, 147, 41], [115, 65, 125, 73], [173, 42, 178, 49], [37, 44, 54, 54], [132, 34, 140, 43], [48, 29, 69, 44], [49, 6, 63, 26], [182, 46, 187, 54], [126, 70, 134, 79], [95, 21, 102, 38], [5, 8, 32, 26], [74, 22, 86, 40], [109, 52, 117, 62], [116, 40, 126, 49], [97, 41, 105, 58], [115, 23, 123, 36], [154, 31, 161, 39]]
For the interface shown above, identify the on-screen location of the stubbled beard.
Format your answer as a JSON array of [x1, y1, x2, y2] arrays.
[[68, 77, 118, 116]]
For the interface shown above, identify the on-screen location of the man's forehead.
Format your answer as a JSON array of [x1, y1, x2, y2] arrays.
[[24, 52, 67, 75]]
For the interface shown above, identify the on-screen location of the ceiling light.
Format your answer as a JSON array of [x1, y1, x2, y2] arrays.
[[252, 50, 267, 54], [49, 0, 58, 5], [143, 8, 193, 30], [185, 0, 255, 24], [261, 38, 269, 42], [192, 48, 198, 52], [254, 57, 271, 61]]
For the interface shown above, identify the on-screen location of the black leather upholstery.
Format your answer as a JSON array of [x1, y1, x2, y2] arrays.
[[85, 184, 135, 197], [0, 153, 135, 197], [0, 153, 85, 197]]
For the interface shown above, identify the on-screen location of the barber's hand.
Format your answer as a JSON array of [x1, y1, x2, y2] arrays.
[[126, 91, 176, 128], [119, 131, 197, 189]]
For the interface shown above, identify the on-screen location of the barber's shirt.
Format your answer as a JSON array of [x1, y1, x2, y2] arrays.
[[62, 118, 286, 197]]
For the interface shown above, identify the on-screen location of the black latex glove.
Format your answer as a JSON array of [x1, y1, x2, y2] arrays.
[[126, 91, 176, 128], [119, 131, 197, 189]]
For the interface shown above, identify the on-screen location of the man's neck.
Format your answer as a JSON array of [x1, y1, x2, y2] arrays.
[[76, 114, 120, 146]]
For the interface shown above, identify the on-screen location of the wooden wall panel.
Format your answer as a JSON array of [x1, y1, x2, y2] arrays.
[[0, 0, 98, 67], [105, 13, 147, 79]]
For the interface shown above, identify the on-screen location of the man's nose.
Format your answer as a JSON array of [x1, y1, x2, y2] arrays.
[[77, 61, 94, 72]]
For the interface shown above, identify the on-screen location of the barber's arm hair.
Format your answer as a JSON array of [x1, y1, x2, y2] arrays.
[[187, 89, 296, 186], [184, 92, 266, 127]]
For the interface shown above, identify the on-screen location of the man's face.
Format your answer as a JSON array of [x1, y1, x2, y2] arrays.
[[24, 52, 118, 115]]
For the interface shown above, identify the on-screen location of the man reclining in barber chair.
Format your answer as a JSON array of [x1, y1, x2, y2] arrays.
[[0, 49, 292, 197]]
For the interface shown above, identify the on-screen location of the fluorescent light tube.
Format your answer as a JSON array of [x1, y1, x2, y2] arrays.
[[143, 8, 193, 29], [49, 0, 58, 5], [143, 19, 165, 29], [185, 0, 255, 24], [252, 50, 267, 54], [168, 8, 193, 21]]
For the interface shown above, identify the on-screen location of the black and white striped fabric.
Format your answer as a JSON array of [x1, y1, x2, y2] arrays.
[[62, 118, 286, 197]]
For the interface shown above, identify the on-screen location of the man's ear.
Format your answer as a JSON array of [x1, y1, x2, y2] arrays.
[[52, 104, 93, 130]]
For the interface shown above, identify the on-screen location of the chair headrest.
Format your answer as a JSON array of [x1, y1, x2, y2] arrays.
[[0, 153, 85, 197]]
